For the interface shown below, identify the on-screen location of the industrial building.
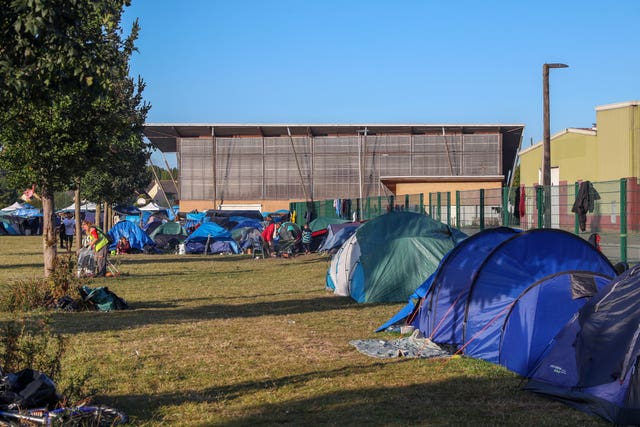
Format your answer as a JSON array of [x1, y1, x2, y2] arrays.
[[143, 124, 524, 213]]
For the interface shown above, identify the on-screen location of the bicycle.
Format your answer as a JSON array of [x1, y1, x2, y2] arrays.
[[0, 404, 128, 426]]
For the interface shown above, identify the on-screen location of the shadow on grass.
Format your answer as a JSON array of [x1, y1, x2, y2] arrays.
[[102, 359, 603, 426], [0, 263, 44, 270], [120, 256, 256, 265], [47, 296, 378, 334]]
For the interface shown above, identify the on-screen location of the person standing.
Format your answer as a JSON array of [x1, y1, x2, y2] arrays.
[[58, 215, 66, 248], [261, 216, 276, 257], [62, 214, 75, 251], [81, 220, 110, 277], [301, 223, 312, 254]]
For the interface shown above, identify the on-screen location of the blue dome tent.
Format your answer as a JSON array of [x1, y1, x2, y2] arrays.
[[524, 264, 640, 425], [380, 228, 616, 375]]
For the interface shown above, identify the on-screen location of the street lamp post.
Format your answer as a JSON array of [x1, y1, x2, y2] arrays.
[[542, 62, 568, 228]]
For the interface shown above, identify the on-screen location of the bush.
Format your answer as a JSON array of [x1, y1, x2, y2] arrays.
[[0, 254, 87, 312], [0, 316, 65, 380]]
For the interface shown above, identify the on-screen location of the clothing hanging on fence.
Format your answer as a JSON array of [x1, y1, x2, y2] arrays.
[[334, 199, 342, 217], [571, 181, 601, 232], [342, 199, 351, 218]]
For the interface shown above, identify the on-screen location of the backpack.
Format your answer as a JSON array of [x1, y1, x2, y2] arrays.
[[0, 368, 60, 409], [80, 286, 129, 311]]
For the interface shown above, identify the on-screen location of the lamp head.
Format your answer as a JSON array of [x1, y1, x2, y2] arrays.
[[545, 63, 569, 69]]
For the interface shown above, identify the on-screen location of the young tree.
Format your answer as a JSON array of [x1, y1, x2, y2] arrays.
[[0, 0, 150, 276]]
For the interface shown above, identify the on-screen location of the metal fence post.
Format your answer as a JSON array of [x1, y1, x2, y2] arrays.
[[446, 192, 451, 226], [502, 187, 509, 226], [419, 193, 424, 215], [437, 192, 442, 221], [574, 182, 579, 234], [456, 191, 461, 229], [428, 193, 432, 216], [536, 186, 544, 228], [405, 194, 409, 210], [479, 189, 485, 231], [621, 178, 627, 263]]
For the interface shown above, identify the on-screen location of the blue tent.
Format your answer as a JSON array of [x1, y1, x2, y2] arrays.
[[326, 211, 467, 303], [499, 270, 611, 376], [183, 222, 239, 254], [524, 264, 640, 425], [461, 229, 614, 364], [382, 228, 616, 372], [107, 221, 155, 252]]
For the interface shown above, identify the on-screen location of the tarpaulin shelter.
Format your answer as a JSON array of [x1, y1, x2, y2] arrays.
[[58, 201, 96, 213], [1, 202, 31, 212], [524, 264, 640, 425], [326, 211, 466, 303], [107, 221, 155, 252], [317, 222, 360, 254], [183, 222, 239, 254]]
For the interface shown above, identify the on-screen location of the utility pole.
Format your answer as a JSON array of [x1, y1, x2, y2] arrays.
[[542, 62, 568, 227]]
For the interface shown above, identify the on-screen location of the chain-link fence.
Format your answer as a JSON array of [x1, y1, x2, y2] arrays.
[[291, 178, 640, 264]]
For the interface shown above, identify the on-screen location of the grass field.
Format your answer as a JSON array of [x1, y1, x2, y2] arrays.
[[0, 236, 607, 426]]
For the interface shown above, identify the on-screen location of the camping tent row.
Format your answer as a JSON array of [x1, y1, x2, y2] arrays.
[[107, 211, 276, 255], [326, 211, 467, 303], [379, 227, 616, 376], [0, 202, 42, 235]]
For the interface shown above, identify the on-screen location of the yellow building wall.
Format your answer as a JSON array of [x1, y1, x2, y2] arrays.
[[553, 133, 599, 184], [596, 107, 632, 180], [519, 145, 542, 187], [519, 103, 639, 186]]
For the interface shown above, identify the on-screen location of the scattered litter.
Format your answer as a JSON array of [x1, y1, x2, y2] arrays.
[[350, 329, 451, 359]]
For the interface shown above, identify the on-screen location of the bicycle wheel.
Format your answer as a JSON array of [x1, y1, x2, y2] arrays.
[[49, 405, 128, 426]]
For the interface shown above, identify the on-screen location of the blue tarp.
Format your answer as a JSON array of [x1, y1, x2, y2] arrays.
[[183, 222, 238, 254], [107, 221, 155, 251], [317, 222, 360, 253]]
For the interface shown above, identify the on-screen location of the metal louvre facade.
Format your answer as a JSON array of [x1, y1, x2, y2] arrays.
[[177, 132, 504, 201]]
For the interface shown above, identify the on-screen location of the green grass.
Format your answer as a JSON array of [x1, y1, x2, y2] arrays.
[[0, 236, 607, 426]]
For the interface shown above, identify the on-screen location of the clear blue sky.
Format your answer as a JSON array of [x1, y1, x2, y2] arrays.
[[123, 1, 640, 167]]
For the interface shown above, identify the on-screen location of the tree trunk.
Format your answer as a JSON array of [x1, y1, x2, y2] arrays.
[[95, 203, 101, 229], [75, 185, 82, 250], [41, 190, 57, 277]]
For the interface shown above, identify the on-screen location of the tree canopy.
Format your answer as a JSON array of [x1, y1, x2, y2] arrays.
[[0, 0, 151, 275]]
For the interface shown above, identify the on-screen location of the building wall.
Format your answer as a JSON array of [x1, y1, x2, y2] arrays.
[[180, 199, 297, 213], [596, 106, 632, 180], [519, 102, 639, 186], [179, 132, 504, 208], [395, 180, 503, 195]]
